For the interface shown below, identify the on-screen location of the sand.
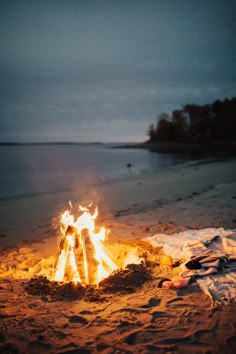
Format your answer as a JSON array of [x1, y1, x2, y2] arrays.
[[0, 157, 236, 353]]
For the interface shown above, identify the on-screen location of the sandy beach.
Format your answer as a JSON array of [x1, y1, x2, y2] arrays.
[[1, 157, 236, 353]]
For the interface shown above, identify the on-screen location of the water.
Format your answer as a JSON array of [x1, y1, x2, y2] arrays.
[[0, 143, 188, 200]]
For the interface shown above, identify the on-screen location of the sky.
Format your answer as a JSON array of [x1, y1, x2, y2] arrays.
[[0, 0, 235, 143]]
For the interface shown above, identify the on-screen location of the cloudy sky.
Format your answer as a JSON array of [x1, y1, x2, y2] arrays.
[[0, 0, 235, 143]]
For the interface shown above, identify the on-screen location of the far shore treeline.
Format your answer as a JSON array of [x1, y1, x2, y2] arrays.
[[147, 97, 236, 143]]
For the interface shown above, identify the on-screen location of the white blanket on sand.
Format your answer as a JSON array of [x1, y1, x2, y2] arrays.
[[145, 228, 236, 305]]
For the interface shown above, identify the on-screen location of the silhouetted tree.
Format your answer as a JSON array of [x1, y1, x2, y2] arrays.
[[147, 123, 156, 141], [147, 96, 236, 143], [172, 109, 189, 141], [155, 113, 172, 141]]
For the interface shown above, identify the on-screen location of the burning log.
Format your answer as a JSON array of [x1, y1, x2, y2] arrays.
[[54, 225, 81, 284], [52, 203, 142, 288], [53, 204, 121, 286], [80, 228, 99, 285]]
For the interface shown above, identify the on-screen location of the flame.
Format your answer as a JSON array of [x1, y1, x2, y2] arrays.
[[53, 204, 118, 286]]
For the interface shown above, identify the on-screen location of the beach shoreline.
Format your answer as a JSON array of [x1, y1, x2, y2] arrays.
[[1, 157, 236, 248]]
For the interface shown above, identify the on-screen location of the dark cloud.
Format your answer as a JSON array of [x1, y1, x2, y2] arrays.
[[0, 0, 235, 142]]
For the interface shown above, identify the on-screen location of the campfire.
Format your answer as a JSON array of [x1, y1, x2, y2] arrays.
[[52, 203, 140, 287]]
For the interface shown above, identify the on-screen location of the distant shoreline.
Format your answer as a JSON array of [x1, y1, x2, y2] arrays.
[[113, 141, 236, 156], [2, 140, 235, 156], [0, 141, 104, 146]]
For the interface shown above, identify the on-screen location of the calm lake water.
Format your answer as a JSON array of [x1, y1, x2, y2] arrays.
[[0, 144, 189, 199]]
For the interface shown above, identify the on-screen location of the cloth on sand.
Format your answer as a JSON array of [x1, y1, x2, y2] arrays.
[[145, 228, 236, 305]]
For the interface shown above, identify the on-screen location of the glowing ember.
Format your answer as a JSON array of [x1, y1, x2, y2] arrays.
[[53, 204, 118, 286]]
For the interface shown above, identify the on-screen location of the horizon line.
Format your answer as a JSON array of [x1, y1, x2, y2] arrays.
[[0, 141, 143, 146]]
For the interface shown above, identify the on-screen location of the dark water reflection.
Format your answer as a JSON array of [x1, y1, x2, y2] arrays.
[[0, 143, 192, 199]]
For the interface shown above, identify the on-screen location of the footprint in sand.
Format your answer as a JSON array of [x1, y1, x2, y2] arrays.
[[125, 330, 141, 345], [151, 311, 171, 323], [68, 315, 88, 325], [140, 297, 161, 308], [79, 310, 92, 315]]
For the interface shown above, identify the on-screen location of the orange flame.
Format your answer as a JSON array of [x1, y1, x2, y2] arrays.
[[53, 204, 118, 286]]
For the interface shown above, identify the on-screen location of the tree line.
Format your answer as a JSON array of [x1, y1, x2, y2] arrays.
[[147, 97, 236, 143]]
